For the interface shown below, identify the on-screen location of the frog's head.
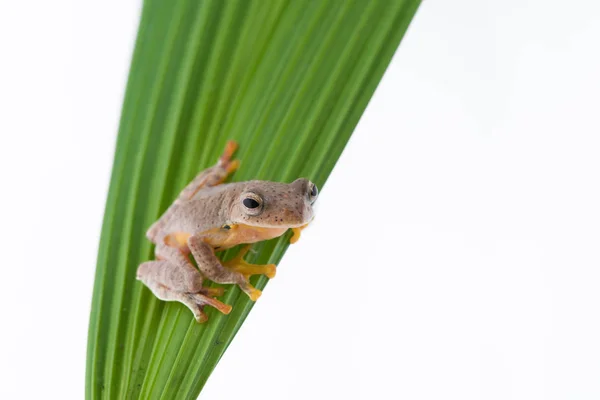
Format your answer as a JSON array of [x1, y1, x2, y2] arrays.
[[229, 178, 318, 228]]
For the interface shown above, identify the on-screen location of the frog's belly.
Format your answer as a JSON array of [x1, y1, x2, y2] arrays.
[[163, 225, 288, 251]]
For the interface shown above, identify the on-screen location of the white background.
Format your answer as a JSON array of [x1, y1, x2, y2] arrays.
[[1, 1, 599, 399]]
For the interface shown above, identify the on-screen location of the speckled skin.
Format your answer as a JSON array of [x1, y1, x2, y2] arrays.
[[151, 179, 314, 243], [136, 141, 317, 323]]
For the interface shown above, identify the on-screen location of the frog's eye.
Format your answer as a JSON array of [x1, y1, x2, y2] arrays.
[[243, 198, 260, 208], [241, 193, 263, 215], [308, 181, 318, 203]]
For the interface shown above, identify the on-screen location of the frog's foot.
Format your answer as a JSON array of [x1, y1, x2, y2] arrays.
[[238, 282, 262, 302], [184, 291, 232, 323], [218, 140, 240, 176], [224, 245, 277, 279], [290, 224, 309, 244], [222, 245, 276, 301]]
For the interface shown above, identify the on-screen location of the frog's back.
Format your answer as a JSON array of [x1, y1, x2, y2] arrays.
[[147, 183, 243, 242]]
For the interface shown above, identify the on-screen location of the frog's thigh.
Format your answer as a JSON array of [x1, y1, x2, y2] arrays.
[[150, 244, 204, 293], [137, 260, 230, 322], [137, 260, 187, 297]]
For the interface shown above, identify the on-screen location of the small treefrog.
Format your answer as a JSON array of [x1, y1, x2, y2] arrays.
[[136, 141, 318, 323]]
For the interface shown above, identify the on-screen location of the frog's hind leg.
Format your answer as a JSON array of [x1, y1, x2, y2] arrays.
[[136, 259, 232, 323]]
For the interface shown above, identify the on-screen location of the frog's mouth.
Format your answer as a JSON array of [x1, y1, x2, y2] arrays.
[[254, 214, 314, 229], [236, 205, 314, 228], [239, 219, 312, 230]]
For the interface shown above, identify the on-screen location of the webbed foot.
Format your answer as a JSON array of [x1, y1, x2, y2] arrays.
[[186, 290, 232, 323], [290, 224, 309, 244], [223, 245, 277, 301]]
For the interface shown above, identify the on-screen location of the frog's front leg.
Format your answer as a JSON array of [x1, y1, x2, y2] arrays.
[[188, 235, 273, 301], [137, 245, 232, 323]]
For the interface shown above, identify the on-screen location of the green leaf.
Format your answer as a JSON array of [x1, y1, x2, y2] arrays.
[[86, 0, 421, 398]]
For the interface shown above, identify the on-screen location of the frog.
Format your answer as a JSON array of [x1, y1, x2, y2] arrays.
[[136, 140, 318, 323]]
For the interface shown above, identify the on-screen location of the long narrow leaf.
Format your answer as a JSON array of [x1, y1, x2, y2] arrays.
[[86, 0, 421, 398]]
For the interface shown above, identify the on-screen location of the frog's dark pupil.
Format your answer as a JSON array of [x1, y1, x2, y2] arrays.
[[243, 198, 260, 209], [311, 184, 318, 197]]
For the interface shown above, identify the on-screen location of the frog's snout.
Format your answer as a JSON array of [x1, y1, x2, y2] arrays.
[[296, 201, 315, 225], [290, 178, 318, 205], [284, 205, 311, 225]]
